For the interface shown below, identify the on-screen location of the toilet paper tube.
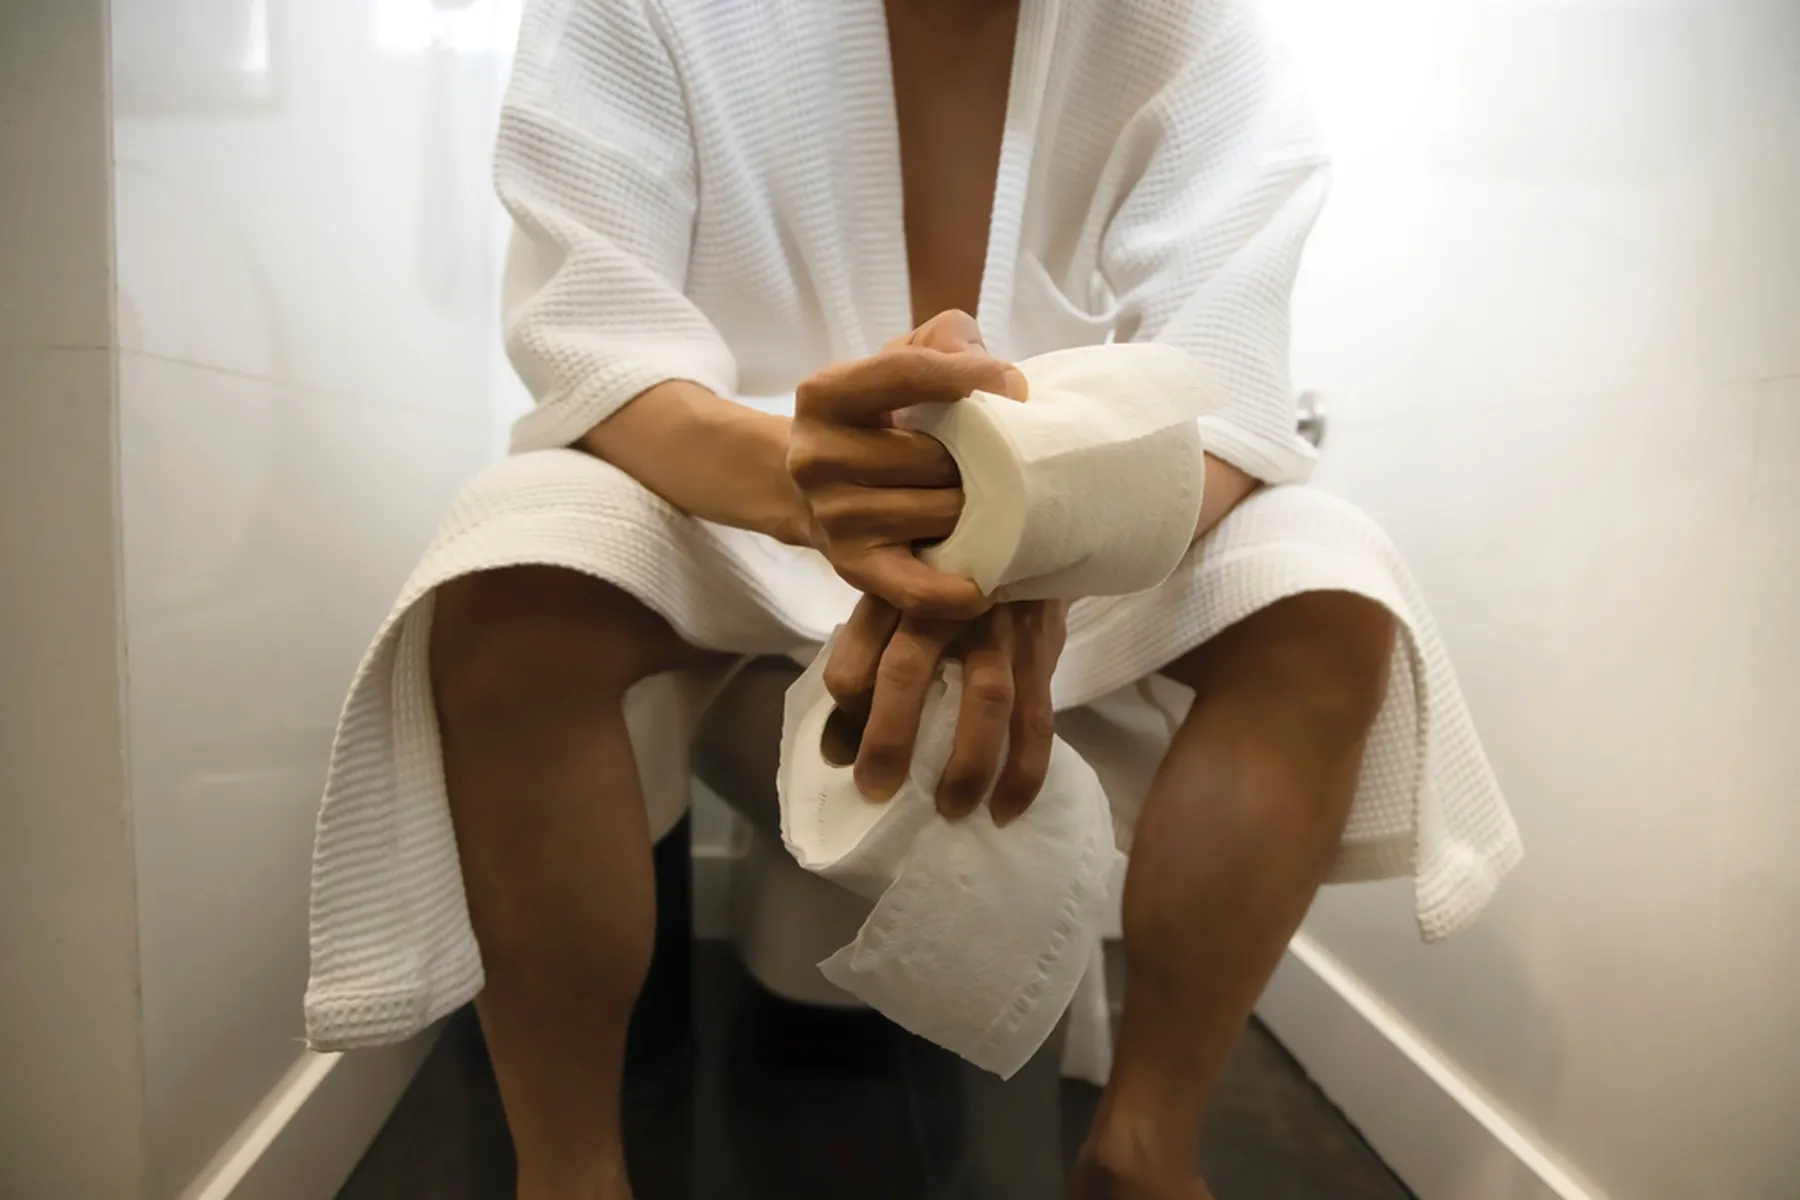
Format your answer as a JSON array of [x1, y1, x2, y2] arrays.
[[778, 636, 1121, 1078], [896, 341, 1226, 602]]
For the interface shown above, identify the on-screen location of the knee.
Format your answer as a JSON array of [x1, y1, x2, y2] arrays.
[[1285, 593, 1397, 741], [429, 565, 683, 726], [1171, 591, 1397, 751]]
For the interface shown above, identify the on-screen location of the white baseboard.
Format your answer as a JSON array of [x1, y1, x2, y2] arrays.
[[1258, 934, 1605, 1200], [179, 1028, 440, 1200]]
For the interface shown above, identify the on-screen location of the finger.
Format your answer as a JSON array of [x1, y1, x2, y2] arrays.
[[991, 364, 1029, 403], [823, 594, 901, 710], [809, 484, 963, 544], [795, 346, 1026, 426], [909, 309, 985, 353], [787, 423, 960, 489], [891, 311, 982, 354], [990, 615, 1058, 826], [841, 546, 991, 620], [855, 617, 958, 800], [909, 313, 1030, 400], [938, 611, 1017, 819]]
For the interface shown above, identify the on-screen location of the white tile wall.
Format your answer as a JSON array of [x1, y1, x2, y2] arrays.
[[109, 0, 517, 1193], [0, 349, 146, 1200], [1267, 0, 1800, 1195], [0, 2, 147, 1195]]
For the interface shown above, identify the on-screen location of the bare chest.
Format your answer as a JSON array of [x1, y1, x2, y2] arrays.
[[884, 0, 1019, 327]]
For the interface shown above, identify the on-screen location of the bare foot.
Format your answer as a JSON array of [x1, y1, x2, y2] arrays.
[[516, 1162, 632, 1200], [1068, 1153, 1213, 1200]]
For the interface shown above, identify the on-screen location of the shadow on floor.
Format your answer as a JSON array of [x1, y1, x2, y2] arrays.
[[339, 942, 1412, 1199]]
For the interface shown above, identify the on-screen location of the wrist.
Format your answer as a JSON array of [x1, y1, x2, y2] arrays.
[[758, 446, 815, 548], [708, 404, 810, 545], [580, 380, 809, 541]]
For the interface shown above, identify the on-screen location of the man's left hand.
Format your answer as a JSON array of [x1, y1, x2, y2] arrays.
[[823, 593, 1068, 825]]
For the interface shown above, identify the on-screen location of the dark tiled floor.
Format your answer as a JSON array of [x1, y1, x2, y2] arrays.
[[339, 942, 1412, 1200]]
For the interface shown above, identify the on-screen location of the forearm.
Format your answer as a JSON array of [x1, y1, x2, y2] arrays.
[[578, 373, 1257, 563], [579, 380, 807, 544], [1194, 453, 1260, 544]]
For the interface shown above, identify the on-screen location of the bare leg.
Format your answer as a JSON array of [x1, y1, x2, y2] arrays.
[[431, 566, 724, 1200], [1072, 592, 1396, 1200]]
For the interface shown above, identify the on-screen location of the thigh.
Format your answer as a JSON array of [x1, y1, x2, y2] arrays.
[[431, 566, 743, 846], [431, 564, 727, 714]]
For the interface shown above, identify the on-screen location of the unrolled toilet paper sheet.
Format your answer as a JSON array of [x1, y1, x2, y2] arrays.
[[779, 640, 1121, 1078]]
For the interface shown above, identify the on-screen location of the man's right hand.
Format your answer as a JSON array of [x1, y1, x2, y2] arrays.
[[789, 310, 1026, 618]]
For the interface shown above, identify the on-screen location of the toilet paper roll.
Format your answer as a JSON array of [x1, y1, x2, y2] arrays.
[[896, 341, 1224, 602], [778, 636, 1121, 1079]]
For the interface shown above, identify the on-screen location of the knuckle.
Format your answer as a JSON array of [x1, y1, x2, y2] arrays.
[[822, 661, 862, 702], [793, 378, 825, 416], [890, 342, 930, 363], [795, 368, 850, 416], [811, 490, 857, 532], [966, 675, 1015, 712], [888, 344, 938, 378], [1019, 703, 1057, 743], [876, 645, 932, 692], [785, 438, 828, 486], [890, 581, 932, 615]]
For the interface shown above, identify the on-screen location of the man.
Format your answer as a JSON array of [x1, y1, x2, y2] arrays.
[[303, 1, 1519, 1197]]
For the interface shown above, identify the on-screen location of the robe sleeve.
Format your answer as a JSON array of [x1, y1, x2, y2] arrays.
[[1099, 2, 1329, 487], [494, 0, 736, 455]]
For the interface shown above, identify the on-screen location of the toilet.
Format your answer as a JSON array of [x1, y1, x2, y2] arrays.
[[687, 655, 1116, 1087], [729, 824, 874, 1006], [690, 657, 876, 1009]]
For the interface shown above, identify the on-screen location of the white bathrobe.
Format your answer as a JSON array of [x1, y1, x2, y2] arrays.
[[304, 0, 1521, 1051]]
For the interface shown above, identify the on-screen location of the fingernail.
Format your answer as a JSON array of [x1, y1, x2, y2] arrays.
[[855, 763, 901, 802], [936, 789, 977, 821], [988, 792, 1018, 827], [1001, 367, 1028, 401], [951, 310, 984, 347]]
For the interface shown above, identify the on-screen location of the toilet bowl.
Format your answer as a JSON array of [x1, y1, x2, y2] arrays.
[[692, 655, 1114, 1085], [729, 823, 873, 1007], [692, 657, 874, 1009]]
